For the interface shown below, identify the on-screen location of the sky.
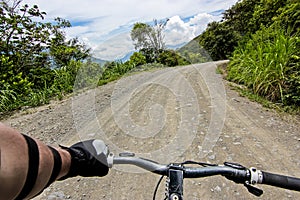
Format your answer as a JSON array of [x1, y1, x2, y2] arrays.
[[22, 0, 238, 60]]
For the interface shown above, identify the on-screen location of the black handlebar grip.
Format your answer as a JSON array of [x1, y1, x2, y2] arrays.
[[262, 171, 300, 192]]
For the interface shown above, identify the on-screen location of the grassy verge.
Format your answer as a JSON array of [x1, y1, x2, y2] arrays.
[[218, 61, 300, 115], [225, 25, 299, 113]]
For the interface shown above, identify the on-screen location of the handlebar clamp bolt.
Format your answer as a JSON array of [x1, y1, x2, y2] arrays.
[[171, 194, 180, 200]]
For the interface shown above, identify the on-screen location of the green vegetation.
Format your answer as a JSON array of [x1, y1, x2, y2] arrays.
[[0, 0, 92, 114], [0, 1, 191, 115], [2, 0, 299, 115], [177, 40, 211, 64], [197, 0, 300, 108], [130, 19, 191, 66], [227, 26, 299, 105]]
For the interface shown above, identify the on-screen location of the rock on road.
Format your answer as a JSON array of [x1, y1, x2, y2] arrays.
[[3, 62, 300, 199]]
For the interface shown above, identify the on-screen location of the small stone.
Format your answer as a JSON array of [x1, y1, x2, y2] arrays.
[[47, 191, 65, 200], [208, 154, 216, 160], [232, 98, 240, 102], [214, 185, 222, 192], [211, 186, 222, 192]]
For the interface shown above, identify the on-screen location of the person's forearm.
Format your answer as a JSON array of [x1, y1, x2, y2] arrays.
[[0, 123, 71, 200]]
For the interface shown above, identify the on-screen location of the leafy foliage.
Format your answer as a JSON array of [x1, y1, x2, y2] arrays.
[[130, 19, 191, 67], [131, 19, 167, 62], [177, 40, 211, 64], [227, 26, 299, 104], [98, 61, 136, 86], [222, 0, 259, 36], [197, 0, 297, 61], [50, 18, 90, 68], [198, 21, 241, 60], [0, 1, 93, 113], [195, 0, 300, 107], [128, 52, 146, 66], [157, 50, 189, 67], [274, 1, 300, 34], [74, 59, 103, 89], [249, 0, 287, 33]]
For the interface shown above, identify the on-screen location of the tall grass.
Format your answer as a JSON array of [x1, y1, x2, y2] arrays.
[[0, 61, 81, 114], [0, 86, 18, 112], [227, 25, 299, 104]]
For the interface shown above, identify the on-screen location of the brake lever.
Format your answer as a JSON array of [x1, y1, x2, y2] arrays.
[[224, 162, 264, 196], [244, 181, 263, 196]]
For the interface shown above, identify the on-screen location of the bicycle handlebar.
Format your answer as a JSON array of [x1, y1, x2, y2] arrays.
[[108, 153, 300, 197], [113, 156, 248, 178], [113, 156, 168, 175], [261, 171, 300, 191]]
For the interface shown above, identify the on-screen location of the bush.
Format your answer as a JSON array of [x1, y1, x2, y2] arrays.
[[51, 60, 81, 94], [129, 52, 146, 66], [0, 55, 33, 96], [227, 25, 299, 105], [157, 50, 189, 67], [98, 61, 136, 86]]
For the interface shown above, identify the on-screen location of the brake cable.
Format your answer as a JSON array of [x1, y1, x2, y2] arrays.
[[153, 175, 165, 200], [181, 160, 218, 167]]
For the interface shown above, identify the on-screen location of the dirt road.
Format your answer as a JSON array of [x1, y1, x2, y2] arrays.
[[3, 62, 300, 199]]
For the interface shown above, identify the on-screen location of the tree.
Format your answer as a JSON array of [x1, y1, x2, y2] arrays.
[[273, 0, 300, 35], [130, 19, 168, 62], [0, 0, 50, 71], [0, 0, 91, 90], [0, 0, 52, 92], [249, 0, 287, 33], [222, 0, 259, 36], [49, 17, 90, 68], [198, 21, 241, 60]]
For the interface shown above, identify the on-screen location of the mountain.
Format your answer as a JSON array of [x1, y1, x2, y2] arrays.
[[167, 42, 187, 50], [90, 57, 108, 65], [176, 38, 211, 63], [117, 51, 134, 62]]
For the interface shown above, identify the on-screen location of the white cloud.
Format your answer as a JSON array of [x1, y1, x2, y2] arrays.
[[164, 13, 220, 48], [93, 33, 134, 60], [165, 16, 195, 46], [189, 13, 219, 35], [22, 0, 238, 59]]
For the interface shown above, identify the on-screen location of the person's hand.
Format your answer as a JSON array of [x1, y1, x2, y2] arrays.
[[59, 140, 109, 179]]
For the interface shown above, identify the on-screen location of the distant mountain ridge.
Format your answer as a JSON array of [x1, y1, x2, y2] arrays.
[[90, 57, 108, 65]]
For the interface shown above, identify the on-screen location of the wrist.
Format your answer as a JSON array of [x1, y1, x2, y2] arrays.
[[57, 148, 71, 179]]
